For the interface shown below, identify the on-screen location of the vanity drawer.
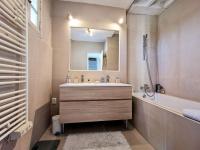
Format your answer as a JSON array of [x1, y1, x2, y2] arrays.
[[60, 100, 132, 123], [60, 86, 132, 101]]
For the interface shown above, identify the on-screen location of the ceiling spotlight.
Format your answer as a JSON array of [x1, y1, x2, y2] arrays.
[[89, 30, 93, 36], [118, 18, 124, 24], [85, 28, 89, 34], [85, 28, 93, 36]]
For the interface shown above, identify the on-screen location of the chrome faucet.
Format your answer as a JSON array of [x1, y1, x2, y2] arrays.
[[106, 75, 110, 83], [140, 84, 150, 98], [140, 84, 150, 92], [144, 84, 150, 90], [81, 75, 84, 83]]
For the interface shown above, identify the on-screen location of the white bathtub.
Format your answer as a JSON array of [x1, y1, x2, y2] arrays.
[[133, 92, 200, 117], [132, 93, 200, 150]]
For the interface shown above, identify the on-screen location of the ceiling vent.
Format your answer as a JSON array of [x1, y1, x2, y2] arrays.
[[129, 0, 175, 15]]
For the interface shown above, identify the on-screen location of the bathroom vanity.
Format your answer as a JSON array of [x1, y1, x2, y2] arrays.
[[59, 83, 132, 126]]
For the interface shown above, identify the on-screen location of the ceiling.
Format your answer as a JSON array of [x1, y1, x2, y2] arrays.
[[61, 0, 134, 9], [60, 0, 175, 15], [71, 27, 118, 42]]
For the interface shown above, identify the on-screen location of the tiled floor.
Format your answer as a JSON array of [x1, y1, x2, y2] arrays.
[[40, 121, 154, 150]]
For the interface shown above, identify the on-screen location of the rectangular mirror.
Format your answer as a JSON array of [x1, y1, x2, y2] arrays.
[[70, 27, 119, 71]]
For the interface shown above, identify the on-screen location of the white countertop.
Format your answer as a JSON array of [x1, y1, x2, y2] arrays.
[[60, 83, 132, 87]]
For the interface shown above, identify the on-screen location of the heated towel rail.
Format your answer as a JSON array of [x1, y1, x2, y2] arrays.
[[0, 0, 28, 141]]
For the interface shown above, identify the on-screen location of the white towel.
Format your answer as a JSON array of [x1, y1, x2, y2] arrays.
[[183, 109, 200, 122]]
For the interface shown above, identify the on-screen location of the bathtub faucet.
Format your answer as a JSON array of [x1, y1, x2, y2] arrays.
[[144, 84, 150, 90], [140, 84, 153, 94], [140, 84, 150, 91]]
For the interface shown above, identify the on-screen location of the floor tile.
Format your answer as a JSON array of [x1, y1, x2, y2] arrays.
[[40, 121, 154, 150]]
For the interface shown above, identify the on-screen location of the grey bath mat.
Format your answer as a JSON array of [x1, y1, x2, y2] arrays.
[[63, 131, 131, 150], [32, 140, 60, 150]]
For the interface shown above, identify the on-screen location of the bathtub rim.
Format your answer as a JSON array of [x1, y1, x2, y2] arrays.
[[132, 93, 200, 125]]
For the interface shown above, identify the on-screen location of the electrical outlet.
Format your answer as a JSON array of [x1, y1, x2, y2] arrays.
[[52, 98, 57, 104]]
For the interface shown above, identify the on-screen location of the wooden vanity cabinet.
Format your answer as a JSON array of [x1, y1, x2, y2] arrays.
[[59, 85, 132, 124]]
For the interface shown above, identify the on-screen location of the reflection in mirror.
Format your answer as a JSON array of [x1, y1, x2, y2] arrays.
[[70, 27, 119, 71]]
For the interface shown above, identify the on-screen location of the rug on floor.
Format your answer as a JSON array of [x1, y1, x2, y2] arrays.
[[63, 131, 132, 150], [32, 140, 60, 150]]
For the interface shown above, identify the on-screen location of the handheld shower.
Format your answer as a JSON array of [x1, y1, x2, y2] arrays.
[[143, 34, 155, 97]]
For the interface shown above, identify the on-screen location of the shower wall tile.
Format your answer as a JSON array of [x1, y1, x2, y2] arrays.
[[158, 0, 200, 102], [127, 14, 158, 92]]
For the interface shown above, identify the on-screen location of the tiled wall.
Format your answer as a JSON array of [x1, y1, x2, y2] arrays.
[[158, 0, 200, 102], [52, 1, 128, 97], [127, 14, 158, 91]]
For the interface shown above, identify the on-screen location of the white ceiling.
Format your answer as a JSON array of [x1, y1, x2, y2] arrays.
[[61, 0, 134, 9], [60, 0, 175, 15], [71, 27, 117, 42]]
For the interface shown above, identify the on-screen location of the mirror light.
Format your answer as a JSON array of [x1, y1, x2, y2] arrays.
[[69, 14, 73, 20], [69, 18, 80, 27], [68, 13, 80, 27], [118, 18, 124, 24]]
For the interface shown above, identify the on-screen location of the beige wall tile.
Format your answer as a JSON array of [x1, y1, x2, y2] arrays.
[[158, 0, 200, 102], [127, 14, 158, 91]]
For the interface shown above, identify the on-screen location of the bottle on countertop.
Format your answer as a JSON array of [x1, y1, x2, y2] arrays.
[[73, 77, 79, 83], [65, 73, 72, 83]]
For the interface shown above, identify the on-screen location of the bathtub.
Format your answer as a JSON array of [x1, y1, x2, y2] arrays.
[[133, 93, 200, 116], [132, 93, 200, 150]]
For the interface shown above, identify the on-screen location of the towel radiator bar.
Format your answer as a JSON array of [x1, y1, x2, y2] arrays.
[[0, 0, 28, 141]]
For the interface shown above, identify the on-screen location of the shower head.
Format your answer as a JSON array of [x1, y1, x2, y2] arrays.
[[143, 34, 148, 60]]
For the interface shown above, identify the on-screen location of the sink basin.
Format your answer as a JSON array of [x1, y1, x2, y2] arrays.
[[60, 82, 131, 87]]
